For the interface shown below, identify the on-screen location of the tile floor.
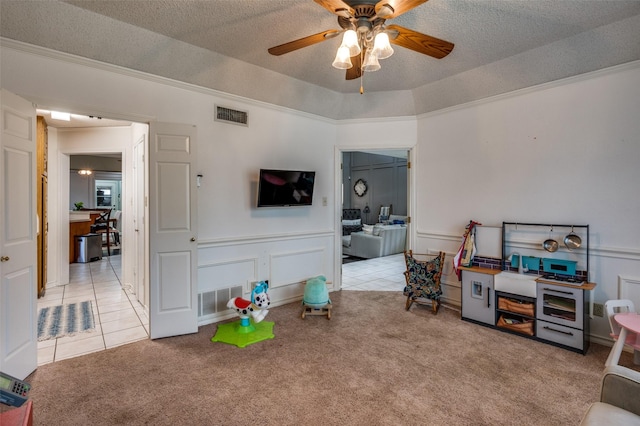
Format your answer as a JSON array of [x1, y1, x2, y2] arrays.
[[37, 254, 149, 365], [341, 253, 406, 291], [36, 252, 401, 364]]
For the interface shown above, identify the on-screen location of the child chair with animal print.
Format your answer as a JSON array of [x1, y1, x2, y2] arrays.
[[403, 251, 446, 314]]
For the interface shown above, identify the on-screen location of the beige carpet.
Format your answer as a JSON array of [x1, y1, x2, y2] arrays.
[[23, 291, 637, 425]]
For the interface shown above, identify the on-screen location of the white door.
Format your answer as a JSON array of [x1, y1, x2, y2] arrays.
[[148, 122, 198, 339], [0, 90, 38, 379], [133, 135, 147, 308]]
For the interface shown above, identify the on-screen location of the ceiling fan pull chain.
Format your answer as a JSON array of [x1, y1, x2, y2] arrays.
[[360, 50, 365, 94]]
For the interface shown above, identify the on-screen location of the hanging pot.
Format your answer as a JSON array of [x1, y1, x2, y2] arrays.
[[543, 238, 558, 252], [564, 226, 582, 250], [543, 226, 558, 252]]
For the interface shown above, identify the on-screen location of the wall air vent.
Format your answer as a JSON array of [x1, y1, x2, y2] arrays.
[[215, 105, 248, 126], [198, 285, 243, 317]]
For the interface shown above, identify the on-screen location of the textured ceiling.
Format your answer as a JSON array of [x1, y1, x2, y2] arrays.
[[2, 0, 640, 119]]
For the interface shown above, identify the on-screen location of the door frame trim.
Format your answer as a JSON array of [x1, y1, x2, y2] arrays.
[[334, 146, 414, 290]]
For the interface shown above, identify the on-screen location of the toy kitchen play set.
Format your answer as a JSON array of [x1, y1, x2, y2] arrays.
[[460, 222, 595, 354]]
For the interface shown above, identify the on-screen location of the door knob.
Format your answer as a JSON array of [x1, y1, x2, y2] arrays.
[[190, 237, 196, 242], [0, 256, 9, 262]]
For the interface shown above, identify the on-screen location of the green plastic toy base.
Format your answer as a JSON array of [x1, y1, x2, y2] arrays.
[[211, 320, 275, 348]]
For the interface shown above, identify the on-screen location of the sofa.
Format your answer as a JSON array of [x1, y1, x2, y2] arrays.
[[342, 208, 363, 236], [342, 224, 407, 259], [580, 365, 640, 425]]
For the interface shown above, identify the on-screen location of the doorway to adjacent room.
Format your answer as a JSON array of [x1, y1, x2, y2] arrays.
[[37, 111, 150, 365], [339, 149, 411, 290]]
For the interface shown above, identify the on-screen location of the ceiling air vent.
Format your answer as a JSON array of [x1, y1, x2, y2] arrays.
[[215, 105, 248, 126]]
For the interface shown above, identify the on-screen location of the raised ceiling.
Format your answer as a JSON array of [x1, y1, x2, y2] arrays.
[[2, 0, 640, 119]]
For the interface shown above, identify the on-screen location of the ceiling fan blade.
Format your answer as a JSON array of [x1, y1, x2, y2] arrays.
[[268, 30, 341, 56], [345, 53, 362, 80], [314, 0, 354, 17], [375, 0, 428, 19], [386, 24, 454, 59]]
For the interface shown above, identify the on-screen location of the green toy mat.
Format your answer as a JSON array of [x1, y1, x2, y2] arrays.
[[211, 320, 275, 348]]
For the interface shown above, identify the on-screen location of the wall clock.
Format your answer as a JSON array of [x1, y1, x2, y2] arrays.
[[354, 178, 368, 197]]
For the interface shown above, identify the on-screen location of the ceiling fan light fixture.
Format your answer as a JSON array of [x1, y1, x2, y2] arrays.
[[362, 50, 381, 72], [372, 32, 394, 59], [266, 0, 455, 92], [340, 29, 361, 56], [332, 46, 353, 69]]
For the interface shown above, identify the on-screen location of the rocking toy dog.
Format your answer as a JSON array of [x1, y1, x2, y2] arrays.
[[227, 281, 271, 324], [212, 280, 275, 348]]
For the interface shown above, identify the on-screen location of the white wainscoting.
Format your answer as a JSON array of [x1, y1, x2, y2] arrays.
[[618, 276, 640, 309], [266, 247, 328, 308], [269, 247, 326, 288], [436, 250, 461, 308], [196, 232, 333, 326], [198, 256, 259, 294]]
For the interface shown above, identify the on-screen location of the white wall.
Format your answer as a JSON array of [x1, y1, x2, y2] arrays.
[[46, 128, 59, 288], [3, 43, 639, 343], [414, 63, 640, 341], [69, 171, 93, 209], [1, 44, 345, 325]]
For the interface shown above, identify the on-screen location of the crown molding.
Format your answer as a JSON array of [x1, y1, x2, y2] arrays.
[[416, 59, 640, 120], [1, 37, 336, 125]]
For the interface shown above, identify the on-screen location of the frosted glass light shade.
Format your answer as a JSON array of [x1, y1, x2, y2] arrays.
[[372, 32, 394, 59], [362, 50, 380, 72], [341, 30, 361, 56], [332, 46, 353, 69]]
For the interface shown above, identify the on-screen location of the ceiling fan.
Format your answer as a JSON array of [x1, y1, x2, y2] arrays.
[[268, 0, 454, 83]]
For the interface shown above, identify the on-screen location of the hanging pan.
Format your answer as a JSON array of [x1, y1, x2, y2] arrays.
[[543, 226, 558, 253], [564, 226, 582, 250]]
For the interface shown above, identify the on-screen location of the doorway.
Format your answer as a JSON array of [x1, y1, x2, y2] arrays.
[[95, 179, 121, 209], [338, 149, 411, 289], [38, 109, 150, 363], [40, 110, 198, 346], [71, 160, 123, 254]]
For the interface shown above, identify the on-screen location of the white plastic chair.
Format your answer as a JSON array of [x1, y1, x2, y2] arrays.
[[605, 299, 639, 364]]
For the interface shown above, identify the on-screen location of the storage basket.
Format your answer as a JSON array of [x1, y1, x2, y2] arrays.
[[498, 297, 535, 317], [497, 315, 534, 336]]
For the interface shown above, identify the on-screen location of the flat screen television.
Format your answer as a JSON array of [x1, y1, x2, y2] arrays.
[[257, 169, 316, 207]]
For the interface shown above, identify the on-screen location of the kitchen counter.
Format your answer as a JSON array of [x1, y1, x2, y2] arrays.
[[457, 266, 502, 275], [69, 211, 106, 263], [70, 210, 106, 221], [69, 219, 92, 263], [535, 277, 596, 291], [459, 266, 596, 290]]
